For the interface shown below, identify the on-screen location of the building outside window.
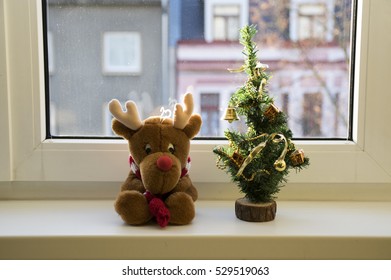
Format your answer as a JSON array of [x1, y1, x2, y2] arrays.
[[44, 0, 353, 139], [46, 0, 162, 136], [178, 0, 351, 138]]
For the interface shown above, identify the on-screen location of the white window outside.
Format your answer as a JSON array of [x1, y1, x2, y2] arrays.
[[298, 3, 327, 41], [102, 32, 141, 75], [290, 0, 335, 42], [204, 0, 249, 43], [213, 5, 241, 41]]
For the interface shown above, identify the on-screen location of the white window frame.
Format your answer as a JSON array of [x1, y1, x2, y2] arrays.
[[102, 31, 142, 75], [1, 1, 391, 200]]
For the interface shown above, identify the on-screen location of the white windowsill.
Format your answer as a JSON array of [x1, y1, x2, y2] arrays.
[[1, 199, 390, 260]]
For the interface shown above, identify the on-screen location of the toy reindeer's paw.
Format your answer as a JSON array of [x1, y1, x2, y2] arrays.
[[114, 190, 152, 225], [165, 192, 195, 225]]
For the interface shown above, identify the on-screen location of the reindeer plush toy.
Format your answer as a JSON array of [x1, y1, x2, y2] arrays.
[[109, 93, 202, 227]]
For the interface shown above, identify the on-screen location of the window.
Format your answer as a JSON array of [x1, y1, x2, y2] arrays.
[[102, 32, 141, 75], [204, 0, 249, 43], [3, 0, 391, 200], [45, 0, 352, 139], [290, 0, 335, 42], [298, 3, 327, 41], [213, 5, 241, 41]]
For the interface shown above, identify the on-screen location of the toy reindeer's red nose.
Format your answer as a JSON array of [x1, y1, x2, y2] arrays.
[[156, 155, 173, 171]]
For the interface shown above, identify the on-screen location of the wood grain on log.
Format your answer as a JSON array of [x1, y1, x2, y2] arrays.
[[235, 198, 277, 222]]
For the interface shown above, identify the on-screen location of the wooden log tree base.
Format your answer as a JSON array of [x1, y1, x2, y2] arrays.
[[235, 197, 277, 222]]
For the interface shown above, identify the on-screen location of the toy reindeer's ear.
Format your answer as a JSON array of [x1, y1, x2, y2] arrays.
[[174, 93, 202, 139], [183, 114, 202, 139], [112, 119, 138, 140], [109, 99, 143, 140]]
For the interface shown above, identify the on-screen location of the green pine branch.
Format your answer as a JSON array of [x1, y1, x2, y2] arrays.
[[213, 25, 309, 203]]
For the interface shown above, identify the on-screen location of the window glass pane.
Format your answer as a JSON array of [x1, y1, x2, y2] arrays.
[[213, 17, 226, 41], [44, 0, 354, 139], [227, 17, 240, 40], [200, 93, 220, 136]]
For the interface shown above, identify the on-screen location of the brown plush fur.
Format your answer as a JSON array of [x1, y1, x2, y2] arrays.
[[113, 115, 202, 226]]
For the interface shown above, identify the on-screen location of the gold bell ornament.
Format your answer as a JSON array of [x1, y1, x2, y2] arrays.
[[222, 107, 240, 123]]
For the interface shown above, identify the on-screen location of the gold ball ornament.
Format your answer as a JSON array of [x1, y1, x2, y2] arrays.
[[273, 159, 286, 172]]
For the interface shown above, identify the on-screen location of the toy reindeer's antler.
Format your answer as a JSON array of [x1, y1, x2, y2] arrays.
[[174, 93, 194, 129], [109, 99, 143, 130]]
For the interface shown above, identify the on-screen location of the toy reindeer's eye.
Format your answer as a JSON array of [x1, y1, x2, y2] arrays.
[[168, 143, 175, 154], [144, 144, 152, 155]]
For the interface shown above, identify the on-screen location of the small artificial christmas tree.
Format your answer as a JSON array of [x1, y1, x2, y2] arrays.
[[213, 25, 309, 222]]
